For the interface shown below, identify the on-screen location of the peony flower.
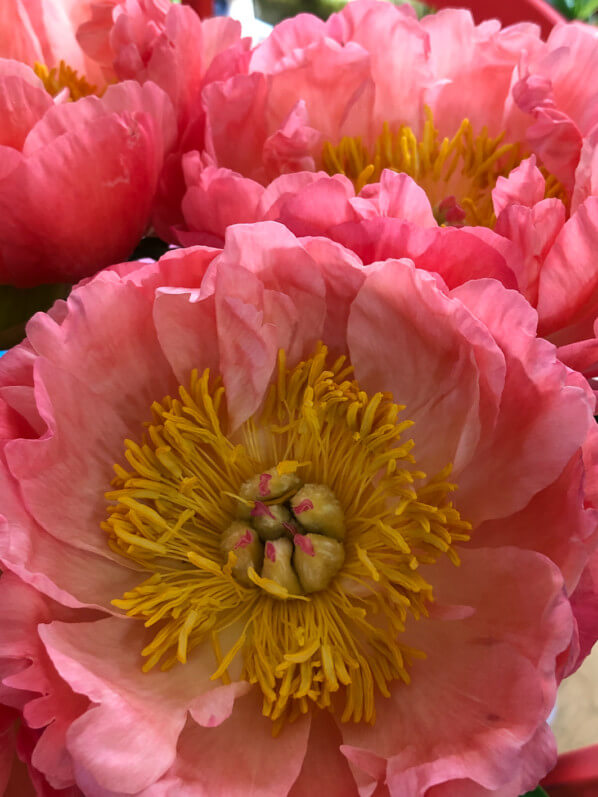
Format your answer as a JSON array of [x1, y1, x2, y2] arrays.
[[77, 0, 250, 130], [0, 0, 108, 87], [0, 59, 176, 287], [0, 221, 597, 794], [75, 0, 252, 245], [162, 1, 598, 379]]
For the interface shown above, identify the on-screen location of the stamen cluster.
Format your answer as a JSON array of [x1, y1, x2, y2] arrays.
[[103, 344, 470, 726], [322, 108, 566, 227], [222, 469, 345, 595]]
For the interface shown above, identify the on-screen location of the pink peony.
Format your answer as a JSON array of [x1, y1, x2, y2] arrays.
[[0, 0, 109, 86], [0, 59, 176, 287], [77, 0, 249, 130], [164, 1, 598, 379], [0, 221, 597, 794]]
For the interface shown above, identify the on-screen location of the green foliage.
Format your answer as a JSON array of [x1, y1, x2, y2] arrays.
[[520, 787, 550, 797], [255, 0, 432, 25], [547, 0, 598, 21]]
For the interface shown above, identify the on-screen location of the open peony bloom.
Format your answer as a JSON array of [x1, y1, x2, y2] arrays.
[[0, 222, 597, 794], [165, 1, 598, 379], [0, 0, 110, 87], [77, 0, 249, 130], [0, 59, 176, 287]]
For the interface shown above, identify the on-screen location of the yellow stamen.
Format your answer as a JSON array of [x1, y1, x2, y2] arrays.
[[33, 60, 98, 101], [322, 108, 567, 227], [104, 344, 471, 726]]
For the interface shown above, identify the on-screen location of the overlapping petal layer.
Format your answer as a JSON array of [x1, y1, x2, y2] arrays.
[[158, 1, 598, 380], [0, 223, 596, 794], [0, 63, 176, 286]]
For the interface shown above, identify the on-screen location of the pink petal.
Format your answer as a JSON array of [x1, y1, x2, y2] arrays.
[[299, 236, 365, 357], [181, 165, 265, 245], [153, 287, 219, 386], [203, 73, 270, 183], [0, 459, 140, 612], [325, 0, 430, 134], [40, 616, 232, 794], [268, 175, 359, 238], [536, 197, 598, 334], [331, 218, 517, 290], [370, 171, 436, 228], [422, 10, 542, 137], [568, 548, 598, 668], [261, 38, 374, 150], [250, 14, 327, 72], [492, 156, 546, 215], [262, 101, 320, 179], [0, 573, 91, 790], [525, 107, 582, 193], [544, 23, 598, 137], [289, 711, 358, 797], [153, 691, 310, 796], [473, 448, 598, 592], [494, 198, 566, 305], [451, 279, 594, 524], [347, 259, 504, 477], [0, 65, 52, 150], [0, 85, 176, 286], [571, 129, 598, 214], [5, 274, 178, 559], [341, 547, 571, 793]]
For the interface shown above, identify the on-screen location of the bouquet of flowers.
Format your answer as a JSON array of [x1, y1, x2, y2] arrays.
[[0, 1, 597, 795]]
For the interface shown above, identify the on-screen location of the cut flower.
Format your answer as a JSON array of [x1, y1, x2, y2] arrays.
[[0, 59, 176, 286], [163, 0, 598, 379], [1, 222, 597, 794]]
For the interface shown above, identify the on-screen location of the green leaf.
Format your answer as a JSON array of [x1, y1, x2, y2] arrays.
[[520, 787, 549, 797], [577, 0, 598, 18]]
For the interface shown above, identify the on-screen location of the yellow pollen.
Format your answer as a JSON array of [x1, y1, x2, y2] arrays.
[[33, 60, 98, 101], [104, 344, 471, 727], [322, 108, 567, 228]]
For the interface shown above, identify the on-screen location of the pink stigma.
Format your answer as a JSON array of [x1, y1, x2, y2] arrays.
[[266, 541, 276, 562], [233, 529, 253, 549], [283, 521, 297, 536], [293, 498, 314, 514], [294, 534, 315, 556], [258, 472, 272, 497], [251, 501, 275, 519]]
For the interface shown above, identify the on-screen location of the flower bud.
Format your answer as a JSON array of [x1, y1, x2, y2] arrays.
[[261, 537, 303, 595], [291, 484, 345, 540], [220, 521, 264, 587], [293, 533, 344, 593]]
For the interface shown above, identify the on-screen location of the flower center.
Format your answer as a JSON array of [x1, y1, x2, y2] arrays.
[[33, 60, 98, 101], [104, 344, 470, 728], [223, 474, 346, 595], [322, 109, 566, 227]]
